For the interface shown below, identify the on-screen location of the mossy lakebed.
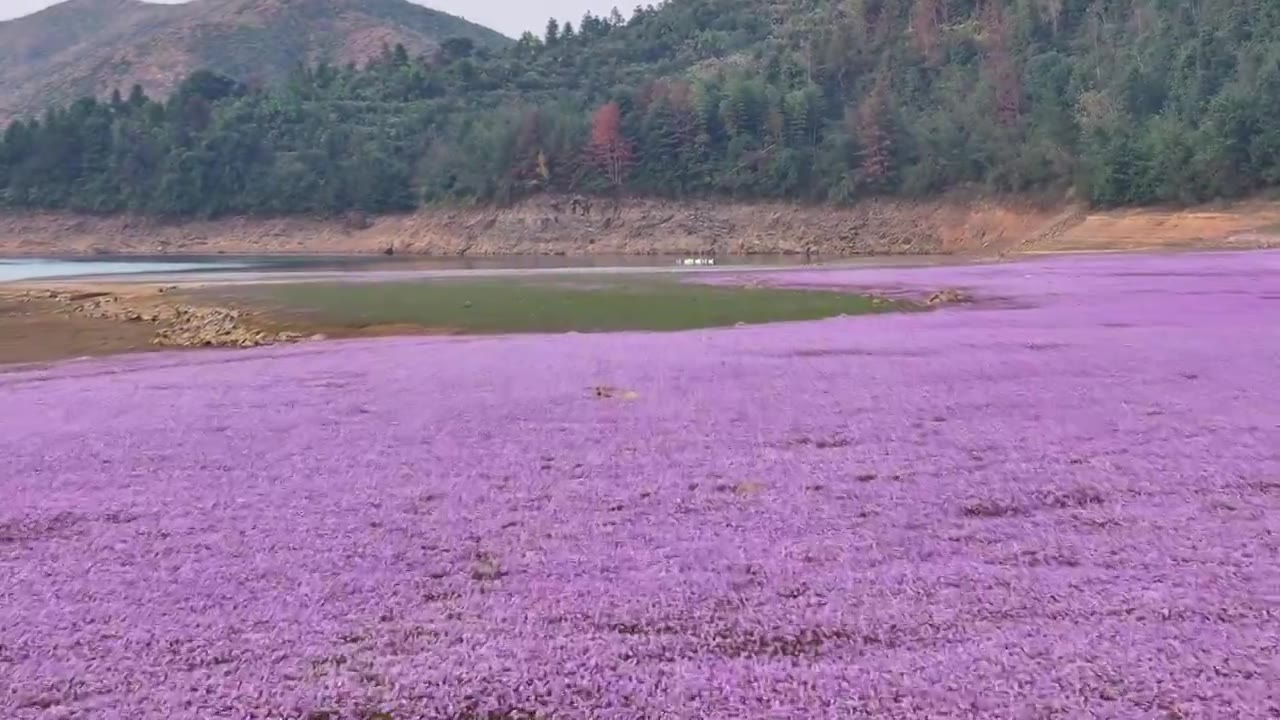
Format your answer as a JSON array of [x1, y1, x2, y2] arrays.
[[1, 273, 923, 366], [221, 275, 916, 335]]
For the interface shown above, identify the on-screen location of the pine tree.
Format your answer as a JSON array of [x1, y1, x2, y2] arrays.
[[855, 74, 896, 188]]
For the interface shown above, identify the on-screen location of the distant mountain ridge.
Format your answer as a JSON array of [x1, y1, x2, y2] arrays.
[[0, 0, 510, 123]]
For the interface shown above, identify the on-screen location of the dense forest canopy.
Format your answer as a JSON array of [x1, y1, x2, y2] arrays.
[[2, 0, 1279, 218]]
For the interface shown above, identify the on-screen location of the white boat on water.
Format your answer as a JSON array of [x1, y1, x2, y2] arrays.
[[677, 258, 716, 266]]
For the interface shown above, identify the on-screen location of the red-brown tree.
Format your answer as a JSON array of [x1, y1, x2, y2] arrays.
[[910, 0, 947, 66], [588, 102, 633, 189]]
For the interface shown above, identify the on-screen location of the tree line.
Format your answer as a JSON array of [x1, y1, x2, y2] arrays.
[[2, 0, 1280, 218]]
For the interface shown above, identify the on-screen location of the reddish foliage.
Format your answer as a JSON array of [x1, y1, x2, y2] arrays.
[[588, 102, 633, 188], [910, 0, 947, 66]]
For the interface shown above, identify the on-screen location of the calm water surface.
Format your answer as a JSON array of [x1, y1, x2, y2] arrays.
[[0, 258, 264, 282], [0, 253, 966, 284]]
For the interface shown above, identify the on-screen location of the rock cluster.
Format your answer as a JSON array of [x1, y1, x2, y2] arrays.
[[18, 289, 308, 349], [151, 306, 304, 348], [927, 288, 969, 305]]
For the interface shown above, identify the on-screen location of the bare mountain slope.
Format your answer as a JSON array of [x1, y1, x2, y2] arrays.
[[0, 0, 509, 123]]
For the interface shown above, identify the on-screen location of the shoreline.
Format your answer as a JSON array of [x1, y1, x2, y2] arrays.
[[1, 243, 1264, 292], [0, 252, 993, 368], [0, 264, 947, 368], [1, 255, 984, 290], [3, 242, 1277, 369], [2, 194, 1274, 260], [1, 195, 1276, 262]]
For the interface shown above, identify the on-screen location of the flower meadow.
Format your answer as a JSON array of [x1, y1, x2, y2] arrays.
[[3, 251, 1280, 719]]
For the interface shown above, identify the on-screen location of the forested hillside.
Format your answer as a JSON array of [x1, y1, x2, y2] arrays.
[[2, 0, 1279, 218], [0, 0, 509, 127]]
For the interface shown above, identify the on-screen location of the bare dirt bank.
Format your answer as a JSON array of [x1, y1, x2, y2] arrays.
[[0, 196, 1063, 257], [1, 195, 1278, 258], [0, 285, 438, 368]]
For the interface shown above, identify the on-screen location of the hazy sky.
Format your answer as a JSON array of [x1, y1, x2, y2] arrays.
[[0, 0, 624, 37]]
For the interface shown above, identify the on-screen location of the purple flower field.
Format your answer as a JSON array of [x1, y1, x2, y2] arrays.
[[3, 251, 1279, 719]]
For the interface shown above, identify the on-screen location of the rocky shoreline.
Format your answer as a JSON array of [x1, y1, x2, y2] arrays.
[[3, 195, 1278, 261], [0, 196, 1062, 257]]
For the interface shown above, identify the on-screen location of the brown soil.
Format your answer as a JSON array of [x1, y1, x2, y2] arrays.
[[2, 195, 1277, 259], [1034, 202, 1280, 251], [0, 287, 453, 369], [0, 195, 1064, 257], [0, 295, 157, 367]]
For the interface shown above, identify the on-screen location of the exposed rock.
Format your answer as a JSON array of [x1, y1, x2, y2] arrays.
[[345, 210, 374, 231], [927, 289, 969, 305], [151, 305, 293, 348], [0, 195, 1075, 257], [50, 292, 308, 349]]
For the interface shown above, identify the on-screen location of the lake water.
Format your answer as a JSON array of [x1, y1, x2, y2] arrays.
[[0, 253, 972, 284], [0, 254, 849, 284], [0, 258, 262, 283]]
